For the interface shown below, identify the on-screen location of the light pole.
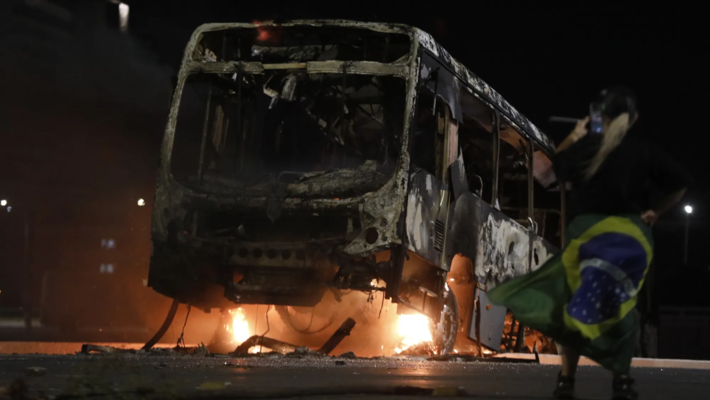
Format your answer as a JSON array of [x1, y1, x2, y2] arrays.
[[684, 205, 693, 265]]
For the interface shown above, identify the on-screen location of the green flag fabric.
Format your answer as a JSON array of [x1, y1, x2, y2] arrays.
[[488, 214, 653, 374]]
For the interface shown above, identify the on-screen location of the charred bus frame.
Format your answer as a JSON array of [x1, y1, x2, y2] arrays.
[[148, 21, 564, 354]]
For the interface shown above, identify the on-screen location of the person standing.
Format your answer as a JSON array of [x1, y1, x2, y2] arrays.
[[488, 87, 692, 400]]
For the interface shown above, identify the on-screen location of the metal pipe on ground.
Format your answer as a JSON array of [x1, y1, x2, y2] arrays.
[[317, 318, 356, 355], [234, 336, 299, 354], [234, 318, 357, 355]]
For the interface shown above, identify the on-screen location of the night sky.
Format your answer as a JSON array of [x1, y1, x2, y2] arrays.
[[1, 1, 708, 310]]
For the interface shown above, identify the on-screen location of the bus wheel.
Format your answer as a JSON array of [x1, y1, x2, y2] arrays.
[[434, 286, 458, 354]]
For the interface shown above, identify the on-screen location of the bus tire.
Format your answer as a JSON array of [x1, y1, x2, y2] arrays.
[[435, 286, 458, 354]]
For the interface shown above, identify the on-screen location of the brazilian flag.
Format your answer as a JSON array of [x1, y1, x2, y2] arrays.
[[488, 214, 653, 374]]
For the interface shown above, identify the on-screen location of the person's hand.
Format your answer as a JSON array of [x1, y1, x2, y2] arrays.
[[571, 116, 590, 140], [555, 116, 591, 153], [641, 210, 658, 226]]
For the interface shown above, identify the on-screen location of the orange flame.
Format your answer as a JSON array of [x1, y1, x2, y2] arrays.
[[393, 314, 433, 354], [225, 308, 251, 344]]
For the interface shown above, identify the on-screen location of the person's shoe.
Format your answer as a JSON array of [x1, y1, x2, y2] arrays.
[[553, 372, 575, 399], [612, 376, 638, 400]]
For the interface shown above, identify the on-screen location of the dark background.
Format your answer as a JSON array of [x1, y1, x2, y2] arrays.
[[0, 0, 708, 347]]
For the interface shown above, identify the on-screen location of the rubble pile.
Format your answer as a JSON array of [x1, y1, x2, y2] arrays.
[[397, 342, 437, 356]]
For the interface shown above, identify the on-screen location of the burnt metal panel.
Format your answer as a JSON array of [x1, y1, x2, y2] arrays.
[[419, 52, 462, 122], [531, 235, 557, 272], [446, 193, 531, 287], [405, 169, 443, 266], [468, 287, 507, 350], [450, 154, 468, 200]]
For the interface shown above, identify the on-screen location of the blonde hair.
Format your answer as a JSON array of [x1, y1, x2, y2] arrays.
[[583, 112, 632, 180]]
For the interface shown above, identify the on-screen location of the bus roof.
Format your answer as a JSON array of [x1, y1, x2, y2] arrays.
[[191, 21, 556, 155]]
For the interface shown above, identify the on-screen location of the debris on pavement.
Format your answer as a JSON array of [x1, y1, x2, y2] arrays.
[[427, 353, 539, 364], [194, 343, 210, 357], [286, 346, 326, 358], [80, 344, 132, 354], [80, 343, 212, 357], [398, 342, 436, 356], [24, 367, 47, 377], [234, 336, 299, 354], [293, 346, 315, 355], [234, 317, 357, 356]]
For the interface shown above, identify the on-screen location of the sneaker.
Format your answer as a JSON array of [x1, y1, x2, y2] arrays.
[[612, 376, 638, 400], [553, 372, 575, 399]]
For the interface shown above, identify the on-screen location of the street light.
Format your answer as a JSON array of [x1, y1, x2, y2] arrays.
[[137, 198, 145, 207], [118, 2, 129, 33], [684, 205, 693, 265], [0, 199, 6, 207]]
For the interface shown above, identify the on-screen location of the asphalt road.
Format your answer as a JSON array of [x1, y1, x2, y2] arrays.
[[0, 353, 708, 399]]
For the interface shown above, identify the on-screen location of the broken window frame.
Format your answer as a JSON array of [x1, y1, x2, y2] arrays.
[[416, 48, 559, 218], [182, 60, 409, 79], [530, 142, 566, 245], [491, 110, 501, 207], [455, 82, 499, 205], [527, 138, 534, 228], [167, 61, 411, 195], [412, 47, 564, 263], [436, 102, 459, 182], [194, 24, 413, 66], [414, 50, 466, 183], [496, 117, 535, 230]]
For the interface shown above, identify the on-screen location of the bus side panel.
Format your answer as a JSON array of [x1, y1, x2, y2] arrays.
[[468, 287, 507, 350], [447, 193, 529, 349], [447, 193, 530, 287]]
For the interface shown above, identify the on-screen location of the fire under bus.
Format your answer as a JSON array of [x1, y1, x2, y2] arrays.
[[147, 21, 565, 354]]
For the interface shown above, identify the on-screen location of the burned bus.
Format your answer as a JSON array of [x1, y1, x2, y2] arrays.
[[148, 21, 563, 354]]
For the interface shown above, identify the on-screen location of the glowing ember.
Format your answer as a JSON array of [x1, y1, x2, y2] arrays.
[[254, 21, 270, 41], [226, 308, 250, 344], [394, 314, 433, 354]]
